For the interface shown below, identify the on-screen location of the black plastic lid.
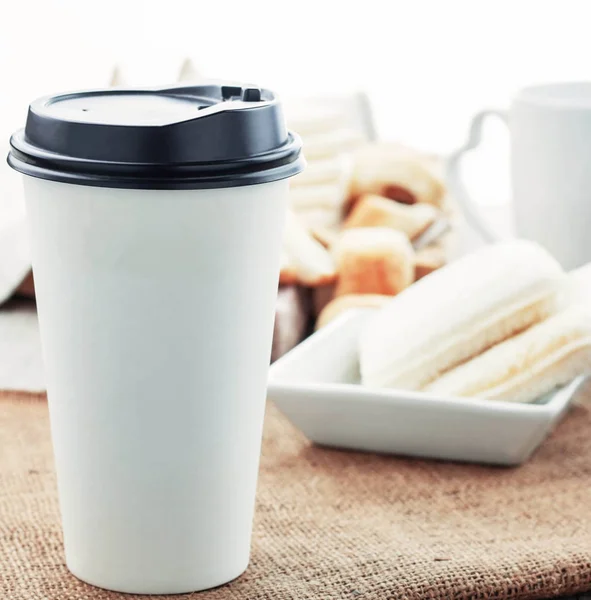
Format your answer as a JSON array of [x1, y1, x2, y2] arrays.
[[7, 82, 304, 189]]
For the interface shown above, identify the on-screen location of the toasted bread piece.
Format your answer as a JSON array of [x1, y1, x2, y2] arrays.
[[344, 194, 438, 240], [280, 211, 337, 287], [333, 228, 415, 297], [359, 240, 566, 390], [425, 305, 591, 403], [316, 294, 391, 330]]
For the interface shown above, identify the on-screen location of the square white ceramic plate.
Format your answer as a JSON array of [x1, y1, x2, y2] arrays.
[[268, 309, 583, 466]]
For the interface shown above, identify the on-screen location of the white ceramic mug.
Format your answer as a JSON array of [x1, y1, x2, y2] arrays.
[[448, 82, 591, 269]]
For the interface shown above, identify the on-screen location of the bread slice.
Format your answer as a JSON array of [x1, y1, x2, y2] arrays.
[[343, 194, 439, 240], [333, 228, 415, 297], [316, 294, 391, 330], [359, 240, 565, 390], [349, 143, 445, 207], [424, 305, 591, 403], [281, 211, 337, 287]]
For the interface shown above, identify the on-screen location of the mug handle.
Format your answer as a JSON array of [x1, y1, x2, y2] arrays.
[[446, 110, 509, 243]]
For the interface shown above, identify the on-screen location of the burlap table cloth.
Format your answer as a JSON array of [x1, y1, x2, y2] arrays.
[[2, 391, 591, 600]]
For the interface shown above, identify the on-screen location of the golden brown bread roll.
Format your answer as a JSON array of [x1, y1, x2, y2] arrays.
[[316, 293, 391, 330], [343, 194, 439, 240], [349, 143, 445, 207], [333, 227, 415, 297]]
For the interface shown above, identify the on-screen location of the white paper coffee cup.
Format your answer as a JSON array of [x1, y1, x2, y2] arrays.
[[8, 83, 304, 594]]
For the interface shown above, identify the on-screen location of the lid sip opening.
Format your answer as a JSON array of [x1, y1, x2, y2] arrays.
[[7, 82, 305, 190]]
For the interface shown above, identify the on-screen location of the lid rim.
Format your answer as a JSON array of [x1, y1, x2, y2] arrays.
[[7, 146, 305, 190]]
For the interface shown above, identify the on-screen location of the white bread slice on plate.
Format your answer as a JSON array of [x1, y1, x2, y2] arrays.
[[425, 304, 591, 403], [359, 240, 565, 390]]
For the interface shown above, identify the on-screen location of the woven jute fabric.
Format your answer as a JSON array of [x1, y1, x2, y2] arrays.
[[2, 392, 591, 600]]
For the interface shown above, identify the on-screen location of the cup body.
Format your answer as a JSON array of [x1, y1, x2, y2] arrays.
[[511, 82, 591, 269], [23, 175, 288, 594]]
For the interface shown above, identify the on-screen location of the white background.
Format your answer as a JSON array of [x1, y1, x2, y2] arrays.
[[1, 0, 591, 222]]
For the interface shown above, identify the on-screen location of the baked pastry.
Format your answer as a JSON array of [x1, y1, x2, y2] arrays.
[[349, 143, 445, 207], [343, 194, 438, 240], [316, 294, 391, 330], [333, 228, 415, 297], [280, 211, 337, 287], [359, 240, 565, 390], [424, 304, 591, 403]]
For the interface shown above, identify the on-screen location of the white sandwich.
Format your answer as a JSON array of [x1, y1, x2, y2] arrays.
[[424, 304, 591, 403], [359, 240, 565, 390]]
